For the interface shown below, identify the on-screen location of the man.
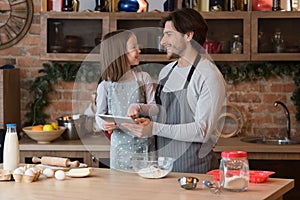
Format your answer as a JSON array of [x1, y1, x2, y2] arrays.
[[123, 8, 226, 173]]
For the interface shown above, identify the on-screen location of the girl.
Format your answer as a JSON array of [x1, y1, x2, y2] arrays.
[[95, 30, 158, 171]]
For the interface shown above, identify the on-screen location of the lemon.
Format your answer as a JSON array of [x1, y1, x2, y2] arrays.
[[51, 122, 58, 130], [43, 124, 54, 131]]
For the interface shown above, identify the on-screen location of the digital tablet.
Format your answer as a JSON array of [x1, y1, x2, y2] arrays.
[[97, 114, 136, 125]]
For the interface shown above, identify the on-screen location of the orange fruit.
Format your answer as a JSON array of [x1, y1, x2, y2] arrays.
[[32, 125, 43, 131]]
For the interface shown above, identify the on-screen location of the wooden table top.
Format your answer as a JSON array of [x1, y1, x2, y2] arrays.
[[0, 168, 294, 200]]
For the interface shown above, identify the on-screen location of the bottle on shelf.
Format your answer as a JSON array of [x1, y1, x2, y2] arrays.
[[272, 0, 281, 10], [95, 0, 109, 12], [231, 34, 243, 54], [3, 123, 20, 172], [62, 0, 74, 11]]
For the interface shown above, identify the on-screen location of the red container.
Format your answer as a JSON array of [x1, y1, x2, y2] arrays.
[[207, 169, 275, 183]]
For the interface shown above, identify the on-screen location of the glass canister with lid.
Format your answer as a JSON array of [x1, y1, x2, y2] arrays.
[[219, 150, 249, 192]]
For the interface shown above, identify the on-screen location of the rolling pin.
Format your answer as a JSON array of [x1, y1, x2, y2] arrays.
[[32, 156, 80, 168]]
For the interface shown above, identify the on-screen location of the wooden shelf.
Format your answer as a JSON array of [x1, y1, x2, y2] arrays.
[[40, 11, 300, 62]]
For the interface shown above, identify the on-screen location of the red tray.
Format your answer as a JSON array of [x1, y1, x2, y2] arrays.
[[207, 169, 275, 183]]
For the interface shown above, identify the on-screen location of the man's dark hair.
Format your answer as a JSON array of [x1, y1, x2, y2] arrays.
[[161, 8, 208, 47]]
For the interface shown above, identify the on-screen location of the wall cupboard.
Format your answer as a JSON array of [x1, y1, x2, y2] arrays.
[[40, 11, 300, 62]]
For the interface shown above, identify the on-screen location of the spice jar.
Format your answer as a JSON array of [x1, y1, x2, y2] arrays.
[[219, 150, 249, 192]]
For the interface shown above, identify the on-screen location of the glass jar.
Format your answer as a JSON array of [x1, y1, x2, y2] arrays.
[[219, 150, 249, 192], [231, 34, 243, 54], [272, 31, 285, 53], [49, 22, 64, 53]]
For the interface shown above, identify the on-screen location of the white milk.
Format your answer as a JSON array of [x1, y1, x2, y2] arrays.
[[3, 124, 20, 172]]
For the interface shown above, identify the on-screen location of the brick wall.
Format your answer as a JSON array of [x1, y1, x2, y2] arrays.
[[0, 0, 299, 136]]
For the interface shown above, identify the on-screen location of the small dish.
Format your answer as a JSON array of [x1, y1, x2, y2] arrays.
[[66, 168, 93, 178], [250, 171, 275, 183], [0, 169, 12, 181], [207, 169, 275, 183], [178, 176, 199, 190]]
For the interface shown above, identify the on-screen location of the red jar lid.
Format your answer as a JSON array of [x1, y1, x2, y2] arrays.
[[221, 150, 247, 158]]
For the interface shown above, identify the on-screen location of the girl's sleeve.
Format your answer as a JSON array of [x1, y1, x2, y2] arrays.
[[95, 81, 108, 130]]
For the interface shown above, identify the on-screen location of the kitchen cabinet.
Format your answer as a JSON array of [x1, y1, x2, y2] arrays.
[[40, 11, 300, 62], [0, 68, 21, 133], [40, 12, 110, 62], [201, 11, 251, 61], [251, 11, 300, 61], [40, 11, 252, 62]]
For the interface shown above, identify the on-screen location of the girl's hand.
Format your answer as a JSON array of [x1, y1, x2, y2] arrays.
[[122, 117, 153, 138], [102, 121, 118, 133]]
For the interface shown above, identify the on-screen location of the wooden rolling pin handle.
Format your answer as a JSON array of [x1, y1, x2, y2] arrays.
[[67, 160, 80, 168], [32, 156, 41, 163]]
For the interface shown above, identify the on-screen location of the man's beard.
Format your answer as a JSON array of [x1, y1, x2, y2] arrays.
[[167, 52, 180, 60]]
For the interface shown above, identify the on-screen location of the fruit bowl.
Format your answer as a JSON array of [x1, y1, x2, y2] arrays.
[[23, 126, 66, 144], [132, 155, 174, 179]]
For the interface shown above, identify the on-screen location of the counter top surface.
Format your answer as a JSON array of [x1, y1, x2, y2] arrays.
[[215, 137, 300, 153], [20, 134, 300, 153], [0, 168, 294, 200], [214, 137, 300, 160]]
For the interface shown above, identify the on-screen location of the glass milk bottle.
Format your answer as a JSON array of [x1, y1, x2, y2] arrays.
[[219, 150, 249, 192], [3, 124, 20, 172]]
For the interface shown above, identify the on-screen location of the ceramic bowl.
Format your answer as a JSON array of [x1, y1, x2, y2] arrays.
[[23, 126, 66, 144], [132, 156, 174, 179]]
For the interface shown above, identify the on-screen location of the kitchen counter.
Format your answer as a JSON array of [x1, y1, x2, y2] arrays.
[[0, 168, 294, 200], [20, 134, 110, 152], [19, 134, 111, 167], [214, 137, 300, 160], [19, 135, 300, 162]]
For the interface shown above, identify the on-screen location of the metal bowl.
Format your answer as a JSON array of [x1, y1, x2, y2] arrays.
[[56, 114, 88, 140], [178, 176, 199, 190]]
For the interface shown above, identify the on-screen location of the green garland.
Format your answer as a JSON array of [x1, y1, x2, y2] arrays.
[[24, 61, 300, 126]]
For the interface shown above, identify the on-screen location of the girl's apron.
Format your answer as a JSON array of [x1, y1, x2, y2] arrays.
[[155, 55, 217, 173], [108, 72, 155, 171]]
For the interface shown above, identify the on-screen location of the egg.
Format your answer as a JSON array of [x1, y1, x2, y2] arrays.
[[43, 168, 54, 178], [24, 168, 35, 177], [55, 170, 66, 180], [13, 167, 24, 175]]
